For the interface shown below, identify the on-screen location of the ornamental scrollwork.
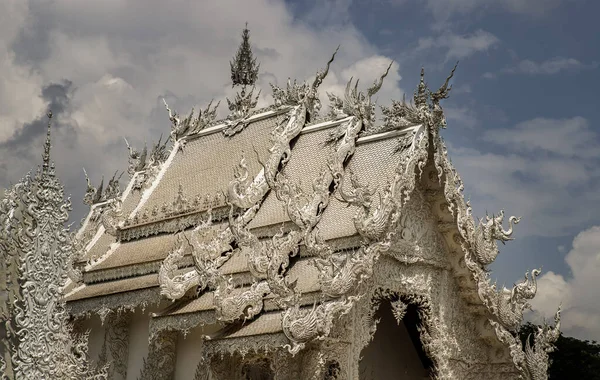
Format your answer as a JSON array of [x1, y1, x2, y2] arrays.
[[490, 308, 560, 380], [271, 46, 338, 122], [124, 136, 169, 190], [213, 279, 271, 323], [158, 234, 200, 301], [223, 86, 261, 136], [313, 240, 390, 298], [164, 98, 220, 142], [227, 154, 267, 209], [326, 61, 392, 134], [0, 112, 108, 379], [471, 210, 521, 266], [101, 197, 123, 236], [282, 296, 358, 356]]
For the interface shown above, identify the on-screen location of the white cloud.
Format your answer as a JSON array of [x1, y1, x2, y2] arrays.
[[483, 57, 596, 78], [443, 106, 478, 128], [512, 57, 584, 74], [483, 117, 599, 159], [446, 115, 600, 238], [0, 0, 405, 224], [423, 0, 565, 23], [530, 226, 600, 341], [417, 30, 499, 61]]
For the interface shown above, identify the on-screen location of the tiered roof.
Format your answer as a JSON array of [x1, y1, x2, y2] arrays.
[[64, 28, 560, 379]]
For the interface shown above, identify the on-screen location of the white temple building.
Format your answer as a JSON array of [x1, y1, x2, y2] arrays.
[[1, 26, 560, 380]]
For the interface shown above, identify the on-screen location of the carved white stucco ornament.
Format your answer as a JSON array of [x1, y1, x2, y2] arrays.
[[0, 112, 108, 379], [145, 55, 560, 379], [383, 64, 561, 379]]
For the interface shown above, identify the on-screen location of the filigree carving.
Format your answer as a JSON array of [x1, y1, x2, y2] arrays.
[[326, 62, 392, 133], [471, 210, 521, 266], [390, 299, 408, 324], [214, 280, 270, 323], [313, 240, 390, 298], [164, 98, 219, 142], [0, 112, 108, 379], [228, 154, 267, 209], [101, 198, 123, 236], [271, 46, 338, 122], [490, 309, 560, 380], [83, 167, 104, 206], [124, 136, 169, 190], [137, 331, 177, 380], [282, 297, 358, 356]]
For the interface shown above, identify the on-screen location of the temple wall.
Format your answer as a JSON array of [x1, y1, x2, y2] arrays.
[[174, 328, 204, 380], [79, 315, 106, 364], [126, 310, 151, 380]]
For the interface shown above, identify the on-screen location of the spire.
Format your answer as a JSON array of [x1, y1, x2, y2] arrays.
[[42, 110, 53, 175], [414, 67, 428, 108], [224, 23, 262, 135], [230, 23, 260, 89]]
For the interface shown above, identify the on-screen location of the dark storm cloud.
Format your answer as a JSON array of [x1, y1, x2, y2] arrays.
[[0, 80, 75, 152], [10, 1, 55, 66]]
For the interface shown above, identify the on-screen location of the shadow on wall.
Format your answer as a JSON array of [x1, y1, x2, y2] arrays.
[[359, 300, 432, 379]]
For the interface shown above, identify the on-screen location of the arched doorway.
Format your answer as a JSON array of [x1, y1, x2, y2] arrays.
[[359, 299, 432, 379]]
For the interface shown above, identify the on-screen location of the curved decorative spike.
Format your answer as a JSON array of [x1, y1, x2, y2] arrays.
[[367, 61, 393, 98]]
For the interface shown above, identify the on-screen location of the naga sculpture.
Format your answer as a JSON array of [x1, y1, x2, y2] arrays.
[[271, 46, 338, 122], [326, 61, 392, 137], [282, 297, 358, 356], [471, 210, 521, 266], [124, 136, 169, 191], [337, 170, 396, 241], [83, 169, 123, 206], [164, 98, 219, 142], [213, 279, 271, 323], [104, 170, 124, 201], [124, 137, 147, 176], [490, 308, 560, 380], [325, 63, 392, 188], [314, 240, 391, 298], [83, 167, 104, 206]]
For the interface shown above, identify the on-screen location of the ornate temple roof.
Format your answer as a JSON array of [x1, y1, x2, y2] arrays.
[[62, 26, 561, 379]]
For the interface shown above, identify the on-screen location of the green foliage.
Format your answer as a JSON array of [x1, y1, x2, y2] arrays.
[[520, 322, 600, 379]]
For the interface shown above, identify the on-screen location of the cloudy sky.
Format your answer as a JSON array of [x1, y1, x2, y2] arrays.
[[1, 0, 598, 341]]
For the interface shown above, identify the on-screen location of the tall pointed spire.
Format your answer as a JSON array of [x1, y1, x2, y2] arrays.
[[42, 110, 53, 175], [230, 22, 260, 89], [224, 23, 262, 136], [413, 67, 428, 108]]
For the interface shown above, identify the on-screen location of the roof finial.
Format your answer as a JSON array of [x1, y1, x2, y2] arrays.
[[224, 23, 262, 135], [42, 110, 53, 174], [414, 67, 427, 108], [230, 23, 260, 89]]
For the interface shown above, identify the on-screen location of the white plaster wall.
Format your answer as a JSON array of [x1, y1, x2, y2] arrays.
[[359, 303, 428, 380], [174, 328, 205, 380], [79, 315, 106, 364], [125, 310, 151, 380]]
